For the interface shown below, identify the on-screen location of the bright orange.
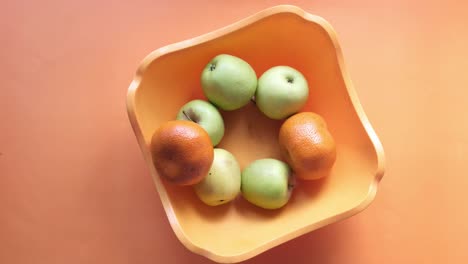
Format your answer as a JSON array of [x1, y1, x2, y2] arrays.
[[279, 112, 336, 180], [150, 120, 213, 186]]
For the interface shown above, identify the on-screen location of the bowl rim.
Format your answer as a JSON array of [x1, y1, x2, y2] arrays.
[[126, 4, 385, 263]]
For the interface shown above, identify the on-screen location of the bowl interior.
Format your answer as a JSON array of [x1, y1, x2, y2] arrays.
[[131, 11, 379, 260]]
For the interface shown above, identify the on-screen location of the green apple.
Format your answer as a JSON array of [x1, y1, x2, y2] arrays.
[[201, 54, 257, 111], [241, 159, 295, 209], [255, 66, 309, 120], [176, 99, 224, 146], [194, 148, 241, 206]]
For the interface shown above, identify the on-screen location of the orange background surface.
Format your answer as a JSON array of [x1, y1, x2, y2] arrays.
[[1, 1, 466, 263]]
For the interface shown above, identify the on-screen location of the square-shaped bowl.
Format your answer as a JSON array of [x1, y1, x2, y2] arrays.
[[127, 5, 385, 263]]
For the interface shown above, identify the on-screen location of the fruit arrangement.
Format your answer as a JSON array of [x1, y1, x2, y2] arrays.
[[150, 54, 336, 210]]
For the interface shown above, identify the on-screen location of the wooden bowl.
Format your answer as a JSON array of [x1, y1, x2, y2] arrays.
[[126, 5, 385, 263]]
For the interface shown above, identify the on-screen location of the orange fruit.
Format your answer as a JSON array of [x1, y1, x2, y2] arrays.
[[278, 112, 336, 180], [150, 120, 214, 186]]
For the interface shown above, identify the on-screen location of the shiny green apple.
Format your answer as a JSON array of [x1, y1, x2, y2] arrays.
[[194, 148, 241, 206], [241, 158, 295, 209], [201, 54, 257, 111], [255, 66, 309, 120], [176, 99, 224, 146]]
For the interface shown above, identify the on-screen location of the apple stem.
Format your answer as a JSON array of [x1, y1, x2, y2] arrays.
[[182, 110, 193, 122]]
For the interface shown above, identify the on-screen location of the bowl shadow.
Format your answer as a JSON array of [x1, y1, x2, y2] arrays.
[[243, 218, 352, 264], [289, 174, 330, 204]]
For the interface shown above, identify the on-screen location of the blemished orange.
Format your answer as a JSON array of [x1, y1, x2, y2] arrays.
[[278, 112, 337, 180], [150, 120, 214, 186]]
